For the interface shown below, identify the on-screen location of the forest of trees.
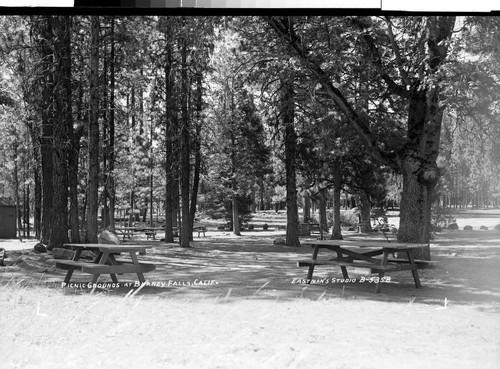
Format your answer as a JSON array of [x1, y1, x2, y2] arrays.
[[0, 15, 499, 258]]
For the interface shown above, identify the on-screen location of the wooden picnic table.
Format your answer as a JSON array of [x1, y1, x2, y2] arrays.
[[193, 226, 206, 238], [298, 239, 429, 293], [138, 227, 165, 239], [115, 226, 139, 241], [56, 243, 156, 285]]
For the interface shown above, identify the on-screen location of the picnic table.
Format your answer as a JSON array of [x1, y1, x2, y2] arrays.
[[297, 239, 429, 293], [193, 226, 206, 238], [115, 226, 138, 241], [139, 227, 165, 240], [56, 244, 156, 285]]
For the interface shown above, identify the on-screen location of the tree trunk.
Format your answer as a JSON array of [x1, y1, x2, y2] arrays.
[[397, 85, 444, 259], [179, 33, 191, 248], [101, 32, 109, 229], [13, 137, 22, 240], [67, 142, 80, 243], [259, 177, 265, 210], [318, 188, 328, 233], [40, 107, 54, 246], [398, 156, 432, 260], [23, 183, 29, 237], [36, 15, 54, 246], [163, 25, 175, 243], [50, 15, 71, 249], [232, 185, 241, 236], [283, 80, 300, 247], [86, 16, 100, 244], [330, 160, 343, 240], [359, 192, 372, 233], [303, 191, 311, 223], [107, 16, 116, 232], [27, 122, 42, 239], [189, 73, 203, 240]]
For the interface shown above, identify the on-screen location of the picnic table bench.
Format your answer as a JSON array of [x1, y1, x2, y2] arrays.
[[193, 226, 206, 238], [56, 243, 156, 285], [309, 223, 321, 233], [298, 239, 431, 293], [139, 227, 165, 240]]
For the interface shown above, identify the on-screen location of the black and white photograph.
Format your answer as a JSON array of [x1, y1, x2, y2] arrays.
[[0, 5, 499, 368]]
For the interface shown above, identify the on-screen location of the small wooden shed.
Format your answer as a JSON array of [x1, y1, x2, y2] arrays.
[[0, 198, 17, 239]]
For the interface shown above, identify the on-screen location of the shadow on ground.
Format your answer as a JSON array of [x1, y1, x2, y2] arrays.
[[2, 231, 500, 310]]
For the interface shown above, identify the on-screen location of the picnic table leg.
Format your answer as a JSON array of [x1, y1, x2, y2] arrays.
[[306, 245, 320, 282], [91, 273, 101, 284], [335, 249, 349, 279], [63, 269, 76, 285], [375, 251, 390, 294], [63, 248, 84, 284], [107, 253, 120, 282], [129, 252, 146, 284], [91, 250, 111, 285], [406, 250, 422, 289]]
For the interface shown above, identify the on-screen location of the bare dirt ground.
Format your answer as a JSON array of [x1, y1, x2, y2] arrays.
[[1, 210, 500, 369]]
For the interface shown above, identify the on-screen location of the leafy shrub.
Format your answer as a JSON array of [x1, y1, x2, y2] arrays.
[[327, 209, 359, 228]]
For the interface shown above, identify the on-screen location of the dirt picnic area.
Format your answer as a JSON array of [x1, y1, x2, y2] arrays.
[[1, 209, 499, 369]]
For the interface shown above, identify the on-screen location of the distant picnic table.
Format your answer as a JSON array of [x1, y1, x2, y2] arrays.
[[138, 227, 165, 240], [56, 244, 156, 285], [115, 226, 139, 241], [298, 239, 430, 293]]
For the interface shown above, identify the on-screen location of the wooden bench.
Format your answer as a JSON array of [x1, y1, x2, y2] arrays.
[[193, 226, 206, 238], [56, 260, 156, 275], [309, 223, 321, 233], [145, 231, 157, 240], [297, 258, 432, 274], [298, 258, 435, 269]]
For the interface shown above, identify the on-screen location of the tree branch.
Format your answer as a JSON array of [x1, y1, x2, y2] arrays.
[[384, 16, 412, 86], [264, 16, 392, 165], [349, 17, 410, 98]]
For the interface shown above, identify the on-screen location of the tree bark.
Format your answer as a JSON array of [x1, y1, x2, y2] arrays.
[[189, 73, 203, 240], [318, 188, 328, 233], [303, 191, 311, 223], [107, 16, 116, 232], [26, 122, 42, 239], [37, 15, 54, 246], [231, 183, 241, 236], [163, 24, 175, 243], [179, 33, 191, 247], [359, 192, 372, 233], [330, 160, 343, 240], [86, 16, 100, 243], [50, 15, 71, 249], [283, 80, 300, 247], [397, 84, 443, 260]]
